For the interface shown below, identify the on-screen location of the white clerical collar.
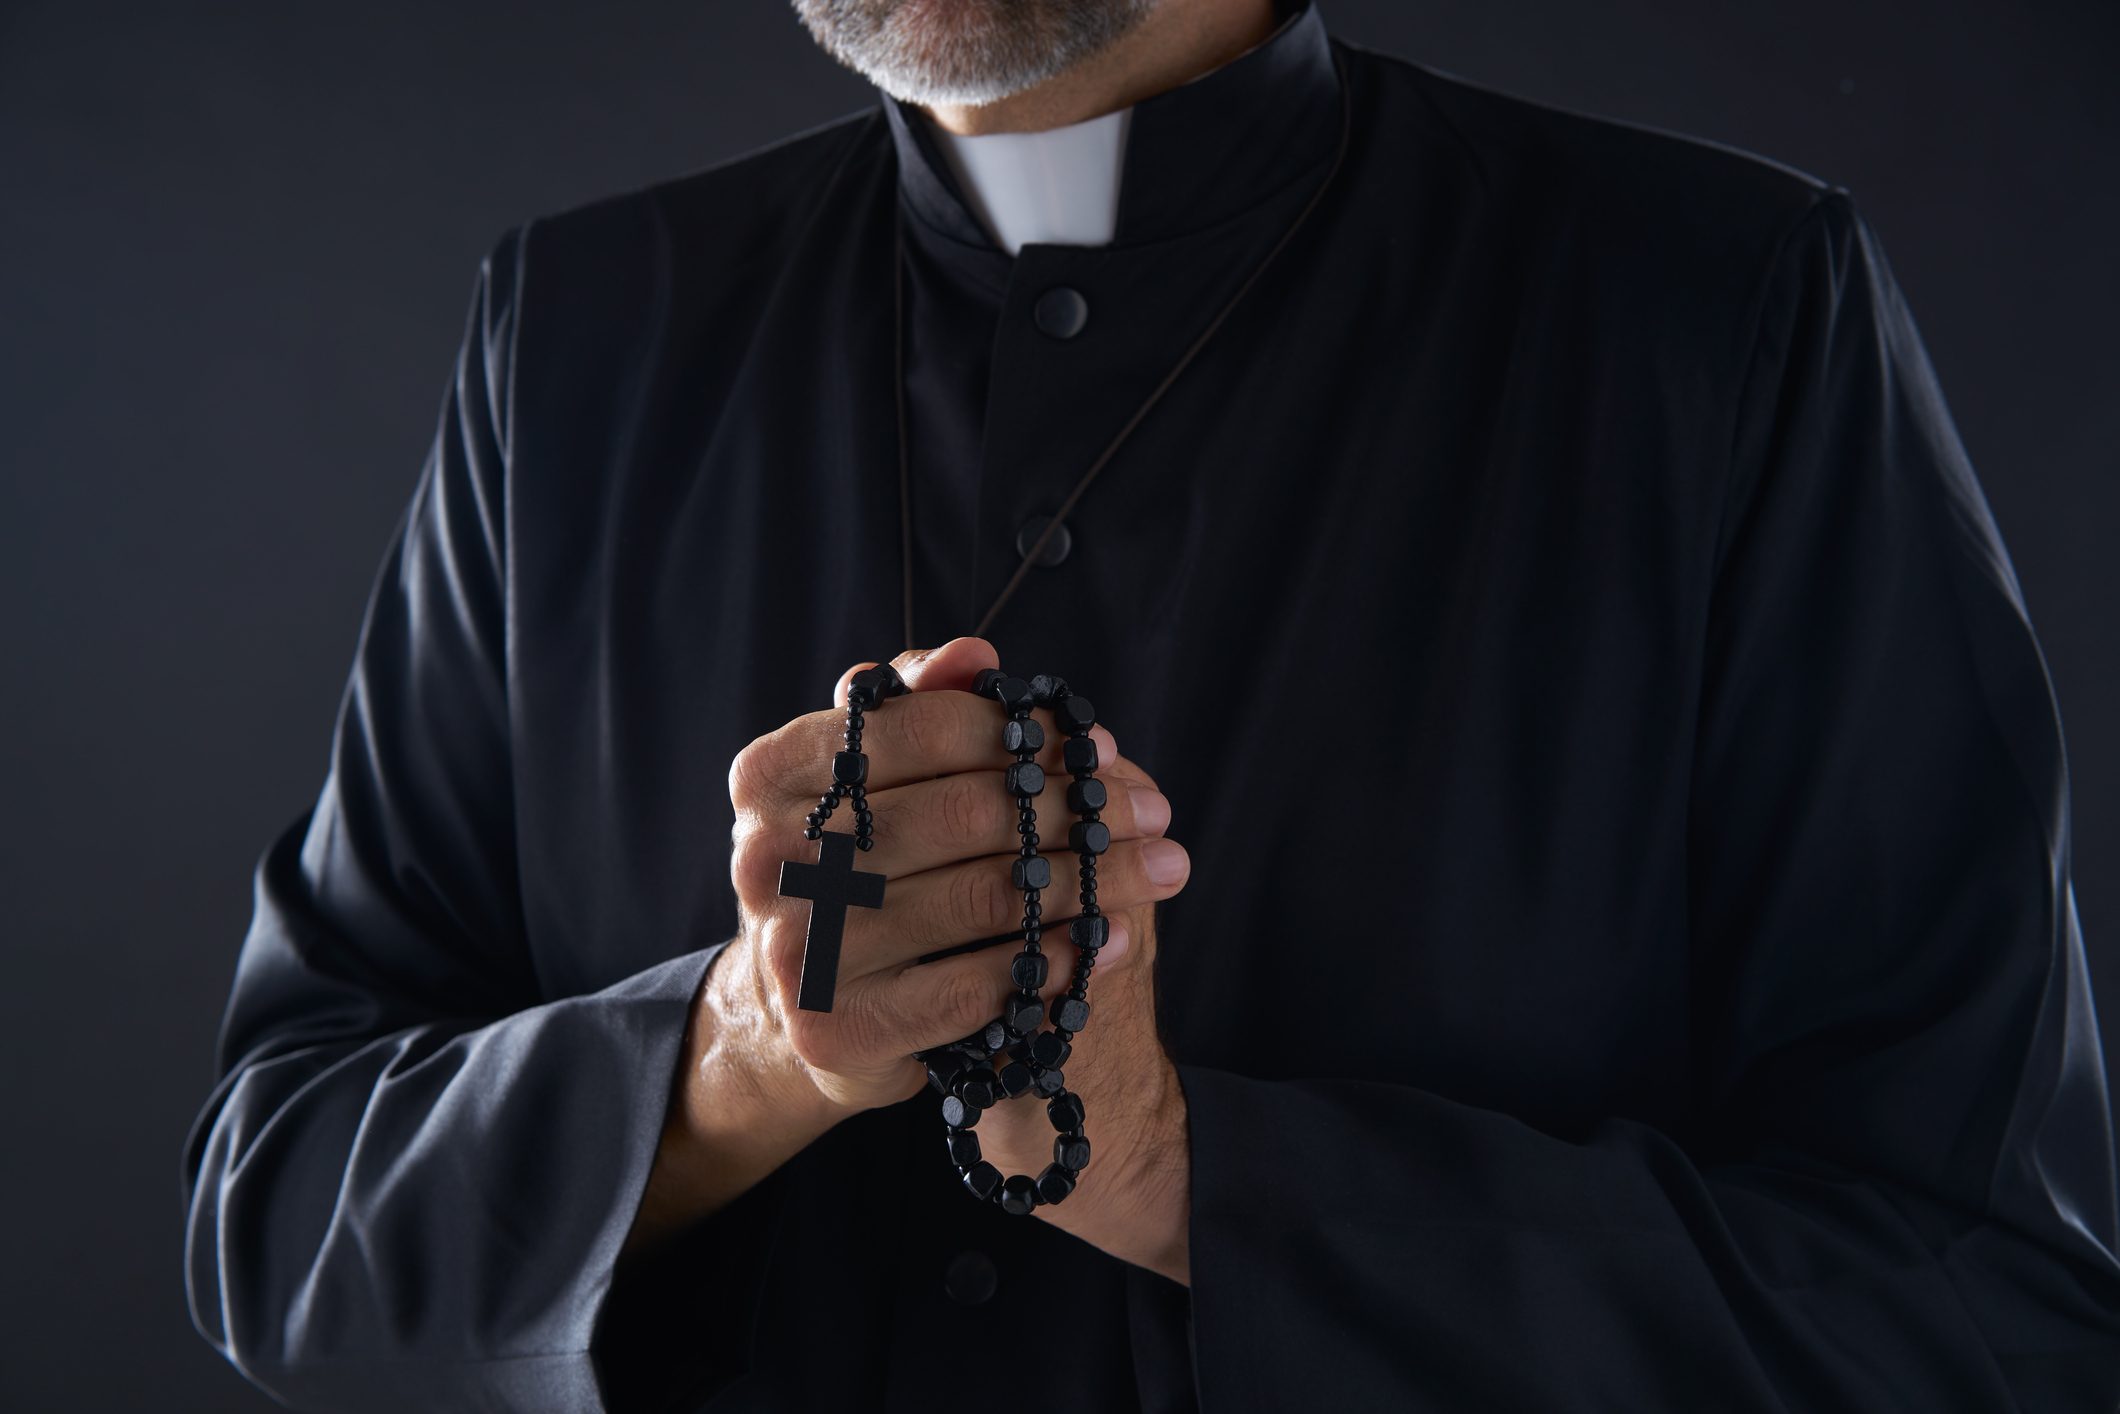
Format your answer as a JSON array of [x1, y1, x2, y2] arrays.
[[921, 106, 1133, 255]]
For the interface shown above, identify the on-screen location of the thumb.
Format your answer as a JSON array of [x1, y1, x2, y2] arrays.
[[832, 636, 1000, 706]]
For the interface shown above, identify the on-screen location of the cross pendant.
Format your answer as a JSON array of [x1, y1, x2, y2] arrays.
[[777, 830, 888, 1012]]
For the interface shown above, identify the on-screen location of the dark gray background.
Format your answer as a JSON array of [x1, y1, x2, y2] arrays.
[[3, 1, 2114, 1407]]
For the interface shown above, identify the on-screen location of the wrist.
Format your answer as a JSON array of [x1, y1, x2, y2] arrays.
[[686, 938, 847, 1147], [1038, 1059, 1193, 1284], [1119, 1064, 1193, 1284]]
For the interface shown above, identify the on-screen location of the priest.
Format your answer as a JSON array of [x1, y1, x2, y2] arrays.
[[180, 0, 2120, 1408]]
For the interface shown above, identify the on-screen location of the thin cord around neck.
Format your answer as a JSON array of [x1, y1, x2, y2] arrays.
[[895, 45, 1355, 650]]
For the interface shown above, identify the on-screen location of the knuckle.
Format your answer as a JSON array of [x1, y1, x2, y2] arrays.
[[838, 986, 903, 1063], [946, 860, 1012, 936], [1109, 839, 1160, 900], [728, 819, 786, 902], [759, 923, 805, 1014], [783, 1006, 837, 1070], [939, 965, 1001, 1032], [728, 731, 779, 808], [893, 698, 951, 770], [938, 772, 991, 852]]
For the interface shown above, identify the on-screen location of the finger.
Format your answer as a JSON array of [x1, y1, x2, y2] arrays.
[[860, 695, 1118, 792], [838, 913, 1137, 1062], [832, 637, 1001, 709], [858, 762, 1171, 879], [838, 832, 1189, 982], [765, 692, 1120, 801], [732, 750, 1156, 911]]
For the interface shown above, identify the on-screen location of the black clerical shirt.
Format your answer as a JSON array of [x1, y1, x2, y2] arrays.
[[182, 2, 2120, 1410]]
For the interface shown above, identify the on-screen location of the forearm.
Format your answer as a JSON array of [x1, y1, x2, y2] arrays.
[[621, 938, 845, 1260]]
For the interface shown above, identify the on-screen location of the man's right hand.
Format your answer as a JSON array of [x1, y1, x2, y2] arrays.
[[622, 637, 1184, 1256], [719, 635, 1179, 1114]]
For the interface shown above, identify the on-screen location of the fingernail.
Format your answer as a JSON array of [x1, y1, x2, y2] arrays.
[[1144, 837, 1188, 887], [1133, 789, 1172, 835], [1101, 917, 1132, 962]]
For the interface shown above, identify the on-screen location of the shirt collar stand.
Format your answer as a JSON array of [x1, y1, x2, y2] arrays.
[[880, 0, 1340, 252]]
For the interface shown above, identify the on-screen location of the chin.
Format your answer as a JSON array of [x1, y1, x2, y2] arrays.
[[794, 0, 1154, 109]]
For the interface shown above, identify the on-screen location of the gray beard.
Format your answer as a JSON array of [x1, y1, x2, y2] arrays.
[[790, 0, 1160, 109]]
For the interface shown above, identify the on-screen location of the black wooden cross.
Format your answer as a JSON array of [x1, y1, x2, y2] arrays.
[[777, 830, 887, 1013]]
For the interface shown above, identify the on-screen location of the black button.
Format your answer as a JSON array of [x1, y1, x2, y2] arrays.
[[943, 1249, 998, 1306], [1015, 515, 1072, 567], [1033, 286, 1089, 339]]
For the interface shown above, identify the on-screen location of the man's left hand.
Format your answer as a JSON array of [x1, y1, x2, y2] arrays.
[[972, 779, 1194, 1287]]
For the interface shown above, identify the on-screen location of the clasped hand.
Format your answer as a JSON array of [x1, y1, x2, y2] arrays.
[[715, 636, 1194, 1282]]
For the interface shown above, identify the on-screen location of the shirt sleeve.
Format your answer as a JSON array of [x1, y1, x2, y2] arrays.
[[1174, 191, 2120, 1410], [178, 227, 765, 1412]]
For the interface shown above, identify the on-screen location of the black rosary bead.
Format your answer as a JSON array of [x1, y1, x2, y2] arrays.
[[963, 1162, 1003, 1201], [970, 667, 1006, 697], [1011, 952, 1048, 990], [1068, 820, 1111, 855], [997, 1174, 1040, 1216], [1003, 993, 1043, 1037], [846, 663, 906, 709], [941, 1094, 976, 1129], [1056, 695, 1096, 731], [1048, 1092, 1086, 1133], [1027, 673, 1069, 705], [946, 1130, 982, 1167], [1066, 778, 1107, 813], [1062, 736, 1099, 774], [1054, 1133, 1092, 1171], [832, 750, 867, 786], [1028, 1030, 1071, 1068], [926, 1054, 966, 1096], [1034, 1164, 1077, 1205], [1068, 915, 1108, 951], [1004, 761, 1045, 797], [997, 1059, 1034, 1097], [1002, 718, 1044, 753], [1051, 996, 1091, 1033], [1010, 855, 1052, 891], [991, 676, 1033, 712], [954, 1071, 999, 1109], [1031, 1067, 1066, 1097]]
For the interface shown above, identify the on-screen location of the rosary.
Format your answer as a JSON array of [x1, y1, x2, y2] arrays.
[[776, 660, 1107, 1215], [768, 25, 1354, 1222]]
